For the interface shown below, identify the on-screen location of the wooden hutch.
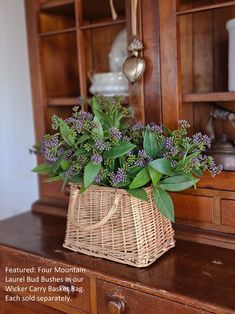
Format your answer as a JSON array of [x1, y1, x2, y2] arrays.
[[0, 1, 235, 313], [26, 0, 235, 249]]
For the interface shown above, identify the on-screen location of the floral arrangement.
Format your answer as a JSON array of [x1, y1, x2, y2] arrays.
[[33, 96, 222, 222]]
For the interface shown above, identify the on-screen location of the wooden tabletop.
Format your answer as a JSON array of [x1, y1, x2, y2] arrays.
[[0, 212, 235, 313]]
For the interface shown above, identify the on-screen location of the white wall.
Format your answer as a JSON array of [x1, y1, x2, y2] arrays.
[[0, 0, 38, 220]]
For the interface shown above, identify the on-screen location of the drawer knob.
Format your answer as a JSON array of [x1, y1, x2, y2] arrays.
[[107, 299, 125, 314]]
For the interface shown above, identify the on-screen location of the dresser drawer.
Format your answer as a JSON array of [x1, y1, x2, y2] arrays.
[[0, 247, 90, 314], [96, 280, 210, 314]]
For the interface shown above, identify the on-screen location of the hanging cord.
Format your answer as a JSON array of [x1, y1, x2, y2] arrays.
[[110, 0, 117, 20], [131, 0, 138, 37], [110, 0, 139, 34]]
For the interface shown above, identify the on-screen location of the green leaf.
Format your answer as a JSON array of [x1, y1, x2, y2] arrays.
[[79, 185, 86, 194], [61, 160, 70, 171], [52, 151, 68, 173], [60, 120, 75, 147], [119, 156, 125, 168], [148, 166, 162, 186], [109, 159, 115, 172], [127, 166, 143, 178], [149, 158, 173, 175], [129, 167, 151, 189], [92, 116, 104, 138], [90, 98, 107, 126], [69, 175, 83, 184], [126, 189, 148, 202], [144, 131, 158, 158], [90, 97, 101, 115], [111, 108, 121, 128], [192, 168, 203, 177], [159, 175, 199, 192], [59, 172, 67, 181], [153, 188, 174, 222], [32, 163, 53, 175], [75, 147, 87, 156], [103, 142, 136, 159], [120, 118, 132, 130], [76, 134, 90, 145], [45, 176, 62, 182], [84, 161, 102, 189]]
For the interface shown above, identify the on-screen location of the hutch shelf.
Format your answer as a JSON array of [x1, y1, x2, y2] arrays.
[[183, 92, 235, 102]]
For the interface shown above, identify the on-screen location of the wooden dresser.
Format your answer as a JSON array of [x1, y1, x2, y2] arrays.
[[0, 212, 235, 313], [2, 1, 234, 312]]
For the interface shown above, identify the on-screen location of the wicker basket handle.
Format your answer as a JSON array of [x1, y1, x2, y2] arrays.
[[70, 189, 122, 231]]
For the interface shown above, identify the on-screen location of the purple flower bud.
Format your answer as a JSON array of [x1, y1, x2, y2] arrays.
[[190, 157, 200, 165], [132, 123, 144, 131], [178, 151, 186, 158], [109, 128, 122, 141], [64, 150, 73, 160], [64, 117, 76, 124], [94, 174, 102, 183], [41, 135, 63, 163], [122, 135, 131, 142], [165, 138, 178, 155], [110, 168, 127, 187], [135, 150, 152, 166], [179, 120, 190, 129], [77, 111, 93, 122], [91, 154, 103, 164], [147, 123, 163, 133], [65, 167, 75, 179], [193, 133, 211, 148], [94, 139, 109, 152], [170, 160, 177, 168], [74, 120, 84, 131]]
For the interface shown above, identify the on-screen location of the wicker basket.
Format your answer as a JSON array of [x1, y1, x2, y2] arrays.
[[63, 185, 175, 267]]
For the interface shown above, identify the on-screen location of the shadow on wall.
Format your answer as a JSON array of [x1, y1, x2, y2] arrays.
[[0, 0, 38, 220]]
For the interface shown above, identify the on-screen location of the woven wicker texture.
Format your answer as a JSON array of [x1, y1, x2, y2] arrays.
[[63, 185, 175, 267]]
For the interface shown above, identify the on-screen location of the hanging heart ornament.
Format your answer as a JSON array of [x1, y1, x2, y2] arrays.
[[123, 38, 145, 84]]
